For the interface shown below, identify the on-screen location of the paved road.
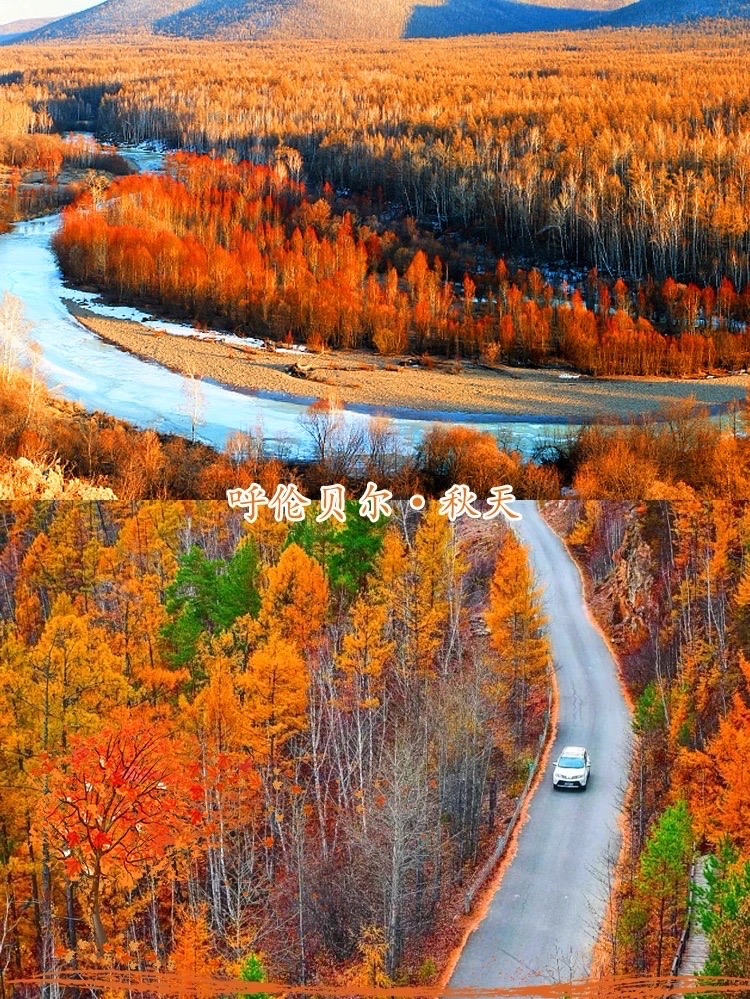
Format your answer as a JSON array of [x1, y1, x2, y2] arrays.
[[680, 857, 710, 977], [449, 501, 632, 996]]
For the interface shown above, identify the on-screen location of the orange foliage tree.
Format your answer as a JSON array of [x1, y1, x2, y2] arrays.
[[37, 714, 192, 955]]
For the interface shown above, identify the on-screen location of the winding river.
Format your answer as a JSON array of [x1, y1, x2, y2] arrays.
[[0, 142, 745, 459], [0, 217, 567, 458]]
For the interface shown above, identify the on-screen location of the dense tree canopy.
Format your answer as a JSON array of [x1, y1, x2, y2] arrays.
[[4, 26, 750, 286], [53, 153, 750, 375], [0, 500, 550, 990]]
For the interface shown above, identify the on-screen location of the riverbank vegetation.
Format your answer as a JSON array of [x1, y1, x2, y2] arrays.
[[0, 500, 550, 991], [3, 30, 750, 495], [3, 28, 749, 285], [2, 27, 750, 373], [553, 500, 750, 981], [0, 88, 132, 231], [4, 283, 750, 501], [53, 153, 750, 376]]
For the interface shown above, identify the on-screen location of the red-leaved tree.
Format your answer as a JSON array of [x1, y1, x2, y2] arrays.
[[37, 715, 192, 955]]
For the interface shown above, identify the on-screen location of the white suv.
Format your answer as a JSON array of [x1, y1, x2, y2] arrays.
[[552, 746, 591, 790]]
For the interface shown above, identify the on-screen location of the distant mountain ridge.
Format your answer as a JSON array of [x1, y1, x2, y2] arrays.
[[0, 17, 55, 36], [602, 0, 750, 25], [27, 0, 202, 38], [16, 0, 750, 41], [405, 0, 595, 37], [153, 0, 598, 39]]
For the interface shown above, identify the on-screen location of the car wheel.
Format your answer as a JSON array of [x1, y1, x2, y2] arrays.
[[580, 779, 588, 791]]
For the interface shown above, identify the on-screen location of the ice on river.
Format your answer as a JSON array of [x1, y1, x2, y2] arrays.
[[0, 213, 558, 458], [62, 289, 307, 353], [0, 134, 559, 458]]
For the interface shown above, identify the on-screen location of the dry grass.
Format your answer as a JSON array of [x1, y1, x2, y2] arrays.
[[0, 455, 117, 499]]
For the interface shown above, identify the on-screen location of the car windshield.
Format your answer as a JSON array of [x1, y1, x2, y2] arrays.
[[559, 756, 584, 768]]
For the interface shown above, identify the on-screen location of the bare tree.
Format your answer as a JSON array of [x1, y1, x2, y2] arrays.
[[0, 894, 20, 999], [298, 397, 366, 482], [180, 369, 207, 443], [0, 292, 33, 383], [298, 397, 344, 465]]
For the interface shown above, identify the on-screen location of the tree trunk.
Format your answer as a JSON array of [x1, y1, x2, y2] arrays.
[[90, 863, 107, 956], [66, 881, 77, 958]]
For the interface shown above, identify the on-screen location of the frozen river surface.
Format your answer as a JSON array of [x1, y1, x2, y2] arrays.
[[0, 142, 576, 458]]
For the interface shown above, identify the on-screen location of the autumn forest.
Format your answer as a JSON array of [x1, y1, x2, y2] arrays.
[[2, 500, 750, 992], [53, 153, 750, 375], [1, 15, 750, 996], [556, 500, 750, 985], [0, 500, 551, 992], [4, 26, 750, 376], [2, 27, 750, 499]]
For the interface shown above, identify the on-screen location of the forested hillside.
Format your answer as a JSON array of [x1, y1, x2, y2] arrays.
[[3, 28, 750, 290], [0, 18, 53, 37], [154, 0, 435, 41], [24, 0, 600, 41], [26, 0, 202, 39], [0, 501, 550, 990], [53, 152, 750, 375], [603, 0, 750, 26], [403, 0, 595, 36], [554, 500, 750, 981], [18, 0, 748, 40]]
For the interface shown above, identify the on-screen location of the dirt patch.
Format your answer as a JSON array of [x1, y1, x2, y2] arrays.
[[66, 301, 750, 423]]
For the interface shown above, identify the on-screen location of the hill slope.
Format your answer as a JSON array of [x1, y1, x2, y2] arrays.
[[156, 0, 324, 39], [27, 0, 601, 40], [0, 18, 55, 35], [405, 0, 595, 36], [155, 0, 599, 39], [28, 0, 200, 38], [25, 0, 749, 39], [602, 0, 750, 24]]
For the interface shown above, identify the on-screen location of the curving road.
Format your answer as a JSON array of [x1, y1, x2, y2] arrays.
[[449, 501, 632, 996]]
